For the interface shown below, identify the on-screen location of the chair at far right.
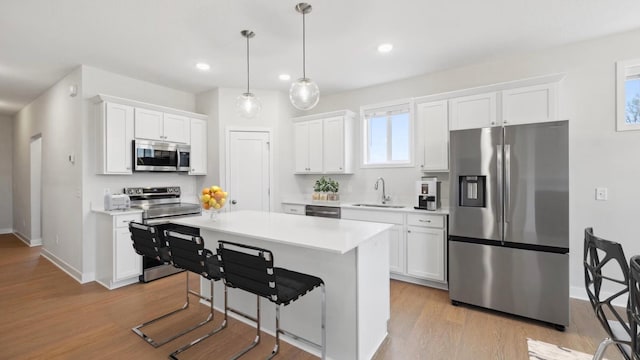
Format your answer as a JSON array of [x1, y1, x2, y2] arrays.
[[628, 255, 640, 360], [584, 227, 632, 360]]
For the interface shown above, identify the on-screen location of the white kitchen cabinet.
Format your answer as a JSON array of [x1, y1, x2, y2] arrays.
[[95, 102, 134, 174], [134, 108, 190, 144], [162, 113, 190, 143], [189, 118, 207, 175], [501, 83, 558, 126], [134, 108, 164, 141], [95, 211, 142, 290], [294, 120, 323, 173], [389, 224, 405, 274], [341, 207, 448, 288], [406, 226, 445, 282], [323, 116, 354, 173], [293, 110, 355, 174], [282, 203, 306, 215], [449, 92, 498, 130], [416, 100, 449, 171]]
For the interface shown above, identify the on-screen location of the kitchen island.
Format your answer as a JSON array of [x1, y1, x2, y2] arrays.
[[173, 210, 392, 360]]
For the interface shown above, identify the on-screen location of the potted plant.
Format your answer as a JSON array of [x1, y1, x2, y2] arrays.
[[327, 178, 340, 201], [313, 176, 328, 200]]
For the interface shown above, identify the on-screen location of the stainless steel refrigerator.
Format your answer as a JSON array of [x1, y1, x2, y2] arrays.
[[448, 120, 569, 330]]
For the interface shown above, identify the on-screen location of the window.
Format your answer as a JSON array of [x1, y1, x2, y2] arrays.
[[616, 59, 640, 131], [361, 101, 413, 167]]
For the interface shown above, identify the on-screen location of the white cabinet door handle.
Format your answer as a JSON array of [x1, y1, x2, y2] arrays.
[[419, 219, 432, 223]]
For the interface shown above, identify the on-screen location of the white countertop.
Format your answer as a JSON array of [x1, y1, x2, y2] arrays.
[[172, 210, 393, 255], [282, 200, 450, 215]]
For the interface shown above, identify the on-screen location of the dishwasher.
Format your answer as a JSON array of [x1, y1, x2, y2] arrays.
[[305, 205, 341, 219]]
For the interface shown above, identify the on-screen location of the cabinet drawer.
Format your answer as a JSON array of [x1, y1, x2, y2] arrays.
[[407, 213, 444, 228], [341, 209, 404, 225], [283, 204, 306, 215], [114, 213, 142, 228]]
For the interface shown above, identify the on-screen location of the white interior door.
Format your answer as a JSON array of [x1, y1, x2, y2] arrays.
[[227, 131, 270, 212]]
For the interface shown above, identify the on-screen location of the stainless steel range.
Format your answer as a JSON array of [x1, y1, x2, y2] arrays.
[[125, 186, 202, 282]]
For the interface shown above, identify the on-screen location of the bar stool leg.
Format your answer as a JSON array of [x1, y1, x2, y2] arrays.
[[230, 295, 261, 360], [168, 282, 228, 360], [267, 305, 281, 359]]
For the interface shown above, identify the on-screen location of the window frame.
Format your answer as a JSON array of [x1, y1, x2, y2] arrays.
[[616, 58, 640, 131], [360, 99, 415, 169]]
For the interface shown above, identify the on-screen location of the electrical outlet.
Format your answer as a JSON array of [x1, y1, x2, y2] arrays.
[[596, 187, 608, 201]]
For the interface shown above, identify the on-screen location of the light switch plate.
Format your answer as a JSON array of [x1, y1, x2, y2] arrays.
[[596, 187, 608, 201]]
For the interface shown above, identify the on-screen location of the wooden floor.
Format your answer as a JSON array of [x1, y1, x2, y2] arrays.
[[0, 233, 622, 360]]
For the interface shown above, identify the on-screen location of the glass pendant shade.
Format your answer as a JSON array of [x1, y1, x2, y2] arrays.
[[236, 92, 261, 119], [289, 77, 320, 110]]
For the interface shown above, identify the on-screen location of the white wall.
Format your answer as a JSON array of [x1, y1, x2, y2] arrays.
[[195, 88, 294, 212], [12, 67, 84, 275], [0, 115, 13, 233], [81, 66, 199, 279], [291, 28, 640, 300]]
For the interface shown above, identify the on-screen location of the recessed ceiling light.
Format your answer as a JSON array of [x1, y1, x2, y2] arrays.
[[196, 62, 211, 71], [279, 74, 291, 81], [377, 43, 393, 53]]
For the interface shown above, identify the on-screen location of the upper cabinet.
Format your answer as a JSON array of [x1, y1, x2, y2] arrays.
[[92, 94, 207, 175], [134, 109, 190, 144], [293, 110, 355, 175], [449, 92, 498, 131], [294, 119, 323, 173], [501, 83, 558, 126], [95, 102, 135, 174], [416, 100, 449, 171], [189, 118, 207, 175]]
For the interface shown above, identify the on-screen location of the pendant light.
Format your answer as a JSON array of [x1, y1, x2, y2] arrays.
[[289, 3, 320, 111], [236, 30, 261, 119]]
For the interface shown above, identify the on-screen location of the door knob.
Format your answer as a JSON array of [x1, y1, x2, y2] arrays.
[[231, 200, 237, 205]]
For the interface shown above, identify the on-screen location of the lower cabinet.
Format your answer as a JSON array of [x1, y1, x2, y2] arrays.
[[406, 226, 445, 282], [95, 211, 142, 289], [341, 207, 447, 288]]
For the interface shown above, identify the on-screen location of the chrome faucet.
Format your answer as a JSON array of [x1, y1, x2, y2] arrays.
[[374, 177, 391, 204]]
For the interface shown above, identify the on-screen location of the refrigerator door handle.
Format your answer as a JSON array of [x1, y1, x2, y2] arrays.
[[505, 144, 511, 224], [496, 144, 503, 238]]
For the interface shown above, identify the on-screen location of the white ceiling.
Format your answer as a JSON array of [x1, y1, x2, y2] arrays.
[[1, 0, 640, 115]]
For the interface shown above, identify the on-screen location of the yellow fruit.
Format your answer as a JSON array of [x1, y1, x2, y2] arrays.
[[202, 194, 211, 203], [209, 198, 217, 206], [219, 198, 226, 205], [223, 191, 228, 198], [212, 186, 221, 192], [202, 188, 210, 195], [214, 203, 221, 209]]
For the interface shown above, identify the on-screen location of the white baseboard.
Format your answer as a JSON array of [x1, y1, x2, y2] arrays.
[[13, 232, 42, 247], [40, 249, 90, 284], [0, 228, 13, 234], [570, 285, 626, 308]]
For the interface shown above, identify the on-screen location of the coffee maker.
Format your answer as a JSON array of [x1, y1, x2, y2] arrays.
[[415, 178, 441, 211]]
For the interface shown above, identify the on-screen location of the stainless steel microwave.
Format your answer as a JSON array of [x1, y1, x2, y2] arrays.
[[133, 140, 190, 172]]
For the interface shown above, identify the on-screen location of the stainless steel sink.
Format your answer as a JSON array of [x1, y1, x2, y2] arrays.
[[351, 203, 407, 209]]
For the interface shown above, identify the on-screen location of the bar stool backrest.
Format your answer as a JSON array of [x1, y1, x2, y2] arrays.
[[584, 227, 632, 359], [217, 241, 277, 302], [129, 222, 167, 262], [629, 255, 640, 359], [164, 230, 218, 279]]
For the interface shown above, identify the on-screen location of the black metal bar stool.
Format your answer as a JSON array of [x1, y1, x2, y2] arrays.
[[628, 255, 640, 360], [128, 222, 225, 349], [583, 227, 632, 360], [217, 240, 326, 359], [163, 230, 228, 360]]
